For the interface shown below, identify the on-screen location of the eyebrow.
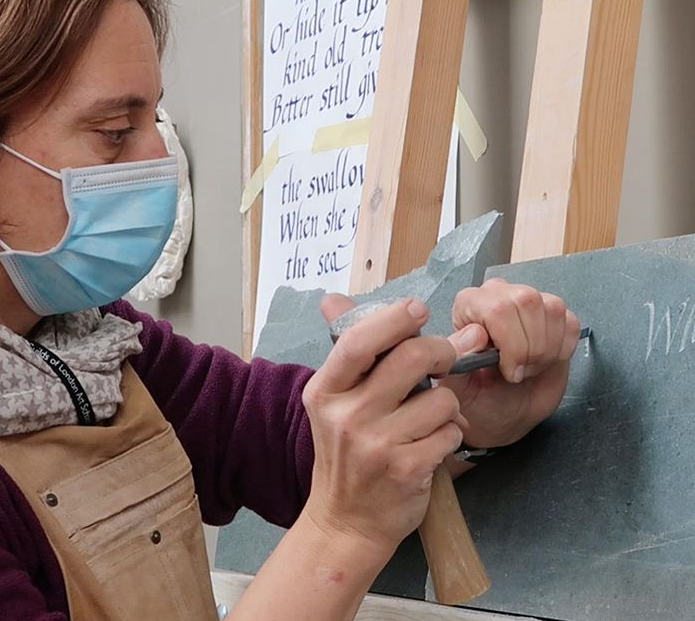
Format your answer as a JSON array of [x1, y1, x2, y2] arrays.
[[84, 89, 165, 116]]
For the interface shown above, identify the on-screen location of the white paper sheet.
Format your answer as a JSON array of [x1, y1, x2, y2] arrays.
[[253, 0, 458, 350]]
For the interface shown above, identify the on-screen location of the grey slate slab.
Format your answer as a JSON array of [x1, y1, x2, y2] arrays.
[[447, 234, 695, 621]]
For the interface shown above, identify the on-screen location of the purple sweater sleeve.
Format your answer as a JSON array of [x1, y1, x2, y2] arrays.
[[104, 299, 316, 529], [0, 470, 69, 621]]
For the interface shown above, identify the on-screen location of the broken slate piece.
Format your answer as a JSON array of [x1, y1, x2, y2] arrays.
[[254, 210, 503, 366]]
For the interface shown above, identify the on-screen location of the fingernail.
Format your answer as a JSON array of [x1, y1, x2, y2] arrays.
[[455, 326, 478, 353], [407, 300, 428, 320], [513, 366, 525, 383]]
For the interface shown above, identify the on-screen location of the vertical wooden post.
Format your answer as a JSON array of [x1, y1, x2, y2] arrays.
[[511, 0, 644, 262], [349, 0, 490, 606], [241, 0, 263, 361], [350, 0, 471, 294]]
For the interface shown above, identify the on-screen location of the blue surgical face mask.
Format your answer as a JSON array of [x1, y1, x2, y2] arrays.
[[0, 144, 178, 316]]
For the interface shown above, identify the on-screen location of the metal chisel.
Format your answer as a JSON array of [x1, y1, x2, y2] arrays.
[[450, 326, 592, 376]]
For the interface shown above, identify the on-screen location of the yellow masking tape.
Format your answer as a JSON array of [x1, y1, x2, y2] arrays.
[[311, 91, 486, 160], [242, 92, 485, 209], [240, 136, 280, 214], [312, 117, 372, 153], [455, 89, 488, 162]]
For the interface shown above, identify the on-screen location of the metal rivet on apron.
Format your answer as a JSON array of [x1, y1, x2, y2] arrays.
[[45, 493, 59, 507], [151, 530, 162, 545]]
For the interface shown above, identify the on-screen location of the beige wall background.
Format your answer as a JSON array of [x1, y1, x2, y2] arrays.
[[136, 1, 244, 352], [458, 0, 695, 254], [137, 0, 695, 559]]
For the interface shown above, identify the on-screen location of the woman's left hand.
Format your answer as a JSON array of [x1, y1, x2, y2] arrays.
[[439, 278, 581, 449]]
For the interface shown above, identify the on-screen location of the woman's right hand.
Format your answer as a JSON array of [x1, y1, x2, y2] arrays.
[[300, 295, 465, 557], [229, 296, 466, 621]]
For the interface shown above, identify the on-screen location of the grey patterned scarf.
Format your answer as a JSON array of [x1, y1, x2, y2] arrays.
[[0, 310, 143, 436]]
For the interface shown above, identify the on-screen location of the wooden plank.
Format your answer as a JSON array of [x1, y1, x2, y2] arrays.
[[349, 0, 471, 294], [211, 571, 539, 621], [241, 0, 263, 361], [511, 0, 644, 262]]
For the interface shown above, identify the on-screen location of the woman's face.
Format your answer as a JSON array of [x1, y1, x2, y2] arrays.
[[0, 0, 167, 255]]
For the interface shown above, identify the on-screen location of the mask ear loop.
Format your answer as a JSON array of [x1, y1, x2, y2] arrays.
[[0, 144, 61, 180], [0, 144, 62, 253]]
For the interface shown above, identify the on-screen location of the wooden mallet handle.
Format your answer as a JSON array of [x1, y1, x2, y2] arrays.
[[419, 463, 490, 604]]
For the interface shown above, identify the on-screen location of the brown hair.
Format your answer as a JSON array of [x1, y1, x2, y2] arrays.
[[0, 0, 169, 137]]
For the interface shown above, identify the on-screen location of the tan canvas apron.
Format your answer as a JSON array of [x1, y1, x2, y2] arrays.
[[0, 364, 219, 621]]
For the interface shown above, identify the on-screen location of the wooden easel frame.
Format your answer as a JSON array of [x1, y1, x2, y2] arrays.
[[512, 0, 644, 261], [233, 0, 644, 618], [241, 0, 264, 362]]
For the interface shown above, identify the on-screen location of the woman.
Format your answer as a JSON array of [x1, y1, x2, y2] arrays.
[[0, 1, 580, 620]]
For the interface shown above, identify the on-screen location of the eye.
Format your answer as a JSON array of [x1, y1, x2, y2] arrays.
[[97, 127, 135, 145]]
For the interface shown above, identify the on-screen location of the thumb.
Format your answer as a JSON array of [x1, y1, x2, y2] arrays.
[[448, 323, 489, 358], [319, 293, 356, 324]]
